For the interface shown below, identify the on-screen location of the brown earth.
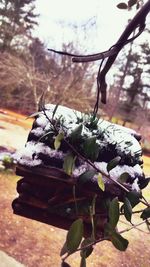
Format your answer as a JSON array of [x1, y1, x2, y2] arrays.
[[0, 109, 150, 267]]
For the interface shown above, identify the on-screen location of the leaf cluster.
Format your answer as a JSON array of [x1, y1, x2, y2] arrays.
[[117, 0, 140, 10]]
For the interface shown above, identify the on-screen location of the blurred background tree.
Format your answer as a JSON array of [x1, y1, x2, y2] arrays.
[[0, 0, 150, 152]]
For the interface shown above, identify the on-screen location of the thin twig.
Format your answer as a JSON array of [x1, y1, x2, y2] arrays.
[[119, 219, 150, 234], [119, 219, 149, 234], [62, 237, 107, 261]]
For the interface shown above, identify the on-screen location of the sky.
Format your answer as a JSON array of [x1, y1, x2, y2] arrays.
[[34, 0, 149, 53]]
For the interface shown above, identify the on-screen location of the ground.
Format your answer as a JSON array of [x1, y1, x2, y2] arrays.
[[0, 110, 150, 267]]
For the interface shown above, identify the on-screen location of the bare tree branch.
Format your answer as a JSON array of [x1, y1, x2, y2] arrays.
[[49, 0, 150, 111]]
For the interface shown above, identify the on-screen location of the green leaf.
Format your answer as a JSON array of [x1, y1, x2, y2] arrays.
[[52, 103, 59, 120], [107, 156, 121, 172], [141, 207, 150, 220], [126, 191, 140, 208], [118, 172, 129, 183], [26, 111, 42, 119], [124, 197, 132, 222], [104, 222, 114, 237], [109, 197, 120, 228], [80, 257, 86, 267], [63, 154, 76, 176], [38, 90, 46, 111], [139, 178, 150, 190], [66, 219, 83, 253], [54, 132, 64, 150], [128, 0, 137, 8], [111, 232, 129, 251], [61, 261, 71, 267], [117, 2, 128, 9], [97, 173, 105, 191], [60, 242, 68, 257], [80, 238, 93, 258], [83, 136, 99, 161], [70, 124, 83, 141], [78, 170, 97, 185]]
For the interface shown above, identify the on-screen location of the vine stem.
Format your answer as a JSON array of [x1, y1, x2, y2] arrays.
[[62, 218, 150, 261], [62, 237, 108, 261], [119, 219, 149, 234]]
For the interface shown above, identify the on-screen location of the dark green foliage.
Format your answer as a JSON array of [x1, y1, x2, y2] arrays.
[[141, 207, 150, 220], [108, 198, 120, 228], [61, 261, 71, 267], [139, 178, 150, 190], [80, 257, 86, 267], [107, 156, 121, 172], [118, 172, 129, 183], [69, 124, 83, 142], [78, 170, 97, 185], [66, 219, 83, 253], [117, 3, 128, 9], [2, 155, 15, 169], [60, 242, 68, 257], [128, 0, 137, 8], [80, 238, 93, 258], [110, 231, 129, 251], [83, 136, 99, 161], [126, 191, 141, 208], [123, 197, 132, 222]]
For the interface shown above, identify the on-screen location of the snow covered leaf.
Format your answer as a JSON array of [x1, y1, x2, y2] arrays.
[[66, 219, 83, 253], [83, 136, 99, 161], [107, 156, 121, 172], [118, 172, 129, 183], [97, 173, 105, 191], [70, 124, 83, 141], [54, 132, 64, 150]]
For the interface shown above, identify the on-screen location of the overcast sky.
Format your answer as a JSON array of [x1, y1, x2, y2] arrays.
[[35, 0, 145, 52]]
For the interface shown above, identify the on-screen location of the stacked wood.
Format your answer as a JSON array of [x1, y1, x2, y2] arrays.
[[12, 165, 108, 236]]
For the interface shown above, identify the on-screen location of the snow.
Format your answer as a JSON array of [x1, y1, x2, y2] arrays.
[[132, 178, 140, 191], [17, 104, 144, 192], [31, 127, 45, 137], [17, 141, 65, 167]]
